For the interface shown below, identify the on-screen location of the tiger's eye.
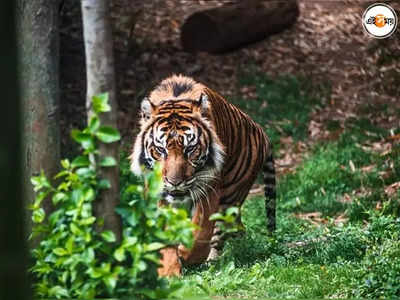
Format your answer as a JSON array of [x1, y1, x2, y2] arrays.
[[150, 148, 161, 160]]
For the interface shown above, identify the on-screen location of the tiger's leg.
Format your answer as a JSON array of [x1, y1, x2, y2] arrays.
[[207, 205, 245, 261], [158, 247, 181, 277], [263, 152, 276, 232], [158, 189, 221, 276], [158, 199, 182, 277], [178, 188, 221, 265], [207, 220, 223, 261]]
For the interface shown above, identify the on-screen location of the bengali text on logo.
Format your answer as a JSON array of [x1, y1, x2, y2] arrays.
[[362, 3, 397, 38]]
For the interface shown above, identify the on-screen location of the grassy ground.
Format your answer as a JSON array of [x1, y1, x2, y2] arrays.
[[169, 74, 400, 299]]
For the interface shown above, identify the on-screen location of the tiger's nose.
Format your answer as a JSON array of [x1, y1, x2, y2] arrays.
[[165, 177, 184, 187]]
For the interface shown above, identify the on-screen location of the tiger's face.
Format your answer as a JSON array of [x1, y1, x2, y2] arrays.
[[131, 94, 225, 209], [144, 116, 211, 200]]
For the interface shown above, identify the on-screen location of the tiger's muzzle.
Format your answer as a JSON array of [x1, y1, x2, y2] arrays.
[[163, 176, 195, 198]]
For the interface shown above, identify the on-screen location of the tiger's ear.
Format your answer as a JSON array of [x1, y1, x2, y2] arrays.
[[141, 97, 154, 120], [196, 93, 209, 116]]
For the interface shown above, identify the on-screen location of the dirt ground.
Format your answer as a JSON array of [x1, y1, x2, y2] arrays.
[[60, 0, 400, 170]]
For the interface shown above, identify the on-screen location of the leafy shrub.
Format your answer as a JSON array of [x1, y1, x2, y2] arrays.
[[352, 214, 400, 298], [210, 207, 245, 235], [29, 94, 195, 299]]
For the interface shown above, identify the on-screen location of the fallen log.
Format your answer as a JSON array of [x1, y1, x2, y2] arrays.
[[181, 0, 299, 54]]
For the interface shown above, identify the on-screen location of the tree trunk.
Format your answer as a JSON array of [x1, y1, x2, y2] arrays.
[[81, 0, 121, 241], [181, 0, 299, 54], [0, 1, 31, 299], [17, 0, 61, 236]]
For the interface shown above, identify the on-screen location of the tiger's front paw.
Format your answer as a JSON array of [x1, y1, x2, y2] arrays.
[[206, 247, 219, 261], [158, 247, 182, 277]]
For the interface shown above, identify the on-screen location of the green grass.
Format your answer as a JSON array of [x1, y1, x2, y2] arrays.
[[232, 73, 326, 150], [169, 74, 400, 299], [176, 263, 357, 299]]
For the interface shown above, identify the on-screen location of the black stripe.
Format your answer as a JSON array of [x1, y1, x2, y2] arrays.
[[229, 122, 253, 184], [159, 98, 199, 105], [158, 109, 192, 114], [263, 152, 276, 232], [172, 82, 193, 97], [222, 116, 242, 176]]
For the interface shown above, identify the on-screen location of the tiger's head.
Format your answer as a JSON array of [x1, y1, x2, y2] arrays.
[[130, 75, 225, 210]]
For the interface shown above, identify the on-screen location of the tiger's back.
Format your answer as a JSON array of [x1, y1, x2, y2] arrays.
[[205, 88, 274, 214]]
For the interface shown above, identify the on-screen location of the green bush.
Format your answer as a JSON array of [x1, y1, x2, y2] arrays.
[[352, 214, 400, 298], [29, 94, 195, 299]]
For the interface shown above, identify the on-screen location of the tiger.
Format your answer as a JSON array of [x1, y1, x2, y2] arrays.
[[130, 74, 276, 276]]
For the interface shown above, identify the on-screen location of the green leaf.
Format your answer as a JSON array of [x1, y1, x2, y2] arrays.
[[70, 223, 83, 235], [100, 262, 111, 274], [32, 208, 45, 223], [57, 181, 71, 191], [52, 192, 67, 205], [209, 212, 224, 221], [99, 156, 117, 167], [88, 115, 100, 133], [82, 248, 95, 264], [53, 248, 68, 256], [92, 93, 111, 113], [33, 190, 49, 209], [71, 188, 83, 205], [83, 187, 95, 202], [54, 170, 69, 179], [101, 230, 116, 243], [84, 231, 92, 243], [112, 266, 124, 276], [95, 126, 121, 143], [48, 286, 69, 297], [81, 137, 95, 150], [125, 184, 144, 194], [144, 253, 160, 264], [60, 159, 70, 169], [145, 242, 165, 252], [87, 267, 103, 279], [115, 206, 139, 226], [79, 217, 96, 225], [65, 236, 74, 253], [48, 210, 63, 227], [98, 179, 111, 189], [30, 176, 41, 187], [71, 130, 95, 149], [114, 247, 126, 262], [71, 156, 90, 168], [80, 284, 96, 299], [71, 129, 84, 142], [103, 275, 117, 291], [30, 172, 52, 192], [226, 206, 239, 216], [137, 260, 147, 271], [76, 167, 94, 178], [139, 288, 157, 299]]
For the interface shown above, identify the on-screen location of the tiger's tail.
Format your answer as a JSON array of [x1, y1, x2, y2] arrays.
[[263, 152, 276, 232]]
